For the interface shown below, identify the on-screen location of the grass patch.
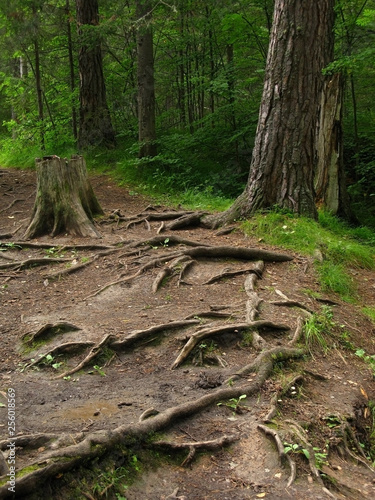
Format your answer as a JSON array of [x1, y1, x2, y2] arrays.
[[362, 307, 375, 324], [303, 306, 335, 355], [242, 210, 375, 301]]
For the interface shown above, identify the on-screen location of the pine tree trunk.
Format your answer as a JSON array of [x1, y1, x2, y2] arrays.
[[76, 0, 115, 149], [24, 155, 103, 239], [206, 0, 335, 228], [315, 73, 353, 220], [136, 0, 157, 158]]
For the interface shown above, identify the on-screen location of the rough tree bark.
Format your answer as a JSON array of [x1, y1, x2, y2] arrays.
[[24, 155, 103, 239], [76, 0, 116, 149], [136, 0, 157, 158], [205, 0, 336, 228], [315, 72, 353, 220]]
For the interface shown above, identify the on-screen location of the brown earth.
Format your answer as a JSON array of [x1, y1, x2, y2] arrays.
[[0, 167, 375, 500]]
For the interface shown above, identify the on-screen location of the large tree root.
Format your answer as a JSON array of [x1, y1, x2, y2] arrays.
[[0, 345, 304, 498], [257, 424, 296, 487], [150, 434, 239, 467], [85, 242, 292, 299], [22, 322, 81, 345], [26, 341, 95, 369], [54, 334, 117, 379], [110, 319, 200, 350], [171, 321, 290, 370], [152, 256, 192, 292], [0, 256, 71, 271]]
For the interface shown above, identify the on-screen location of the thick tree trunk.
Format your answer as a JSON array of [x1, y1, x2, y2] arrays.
[[206, 0, 335, 227], [315, 73, 353, 220], [24, 155, 103, 239], [76, 0, 115, 149], [66, 0, 78, 141], [136, 0, 157, 158]]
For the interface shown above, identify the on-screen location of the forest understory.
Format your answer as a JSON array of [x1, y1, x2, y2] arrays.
[[1, 168, 375, 499]]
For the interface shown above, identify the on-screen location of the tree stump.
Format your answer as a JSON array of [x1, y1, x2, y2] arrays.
[[24, 155, 103, 239]]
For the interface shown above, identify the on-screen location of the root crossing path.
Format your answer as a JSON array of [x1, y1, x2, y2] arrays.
[[1, 170, 375, 500]]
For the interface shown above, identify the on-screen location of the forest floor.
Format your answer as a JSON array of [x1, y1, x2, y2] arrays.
[[1, 167, 375, 500]]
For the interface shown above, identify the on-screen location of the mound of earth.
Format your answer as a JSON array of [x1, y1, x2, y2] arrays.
[[0, 167, 375, 499]]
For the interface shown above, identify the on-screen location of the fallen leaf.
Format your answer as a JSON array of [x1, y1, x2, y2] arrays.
[[360, 386, 369, 400], [256, 493, 266, 498]]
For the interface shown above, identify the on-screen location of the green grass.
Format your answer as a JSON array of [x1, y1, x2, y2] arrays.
[[242, 210, 375, 302], [362, 307, 375, 324], [303, 306, 335, 354]]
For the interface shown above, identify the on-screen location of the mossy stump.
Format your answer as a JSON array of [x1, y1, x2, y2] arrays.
[[24, 155, 103, 239]]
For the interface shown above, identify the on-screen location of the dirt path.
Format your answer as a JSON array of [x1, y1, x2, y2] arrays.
[[1, 168, 375, 499]]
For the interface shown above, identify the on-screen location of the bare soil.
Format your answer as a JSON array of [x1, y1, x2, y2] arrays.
[[1, 167, 375, 500]]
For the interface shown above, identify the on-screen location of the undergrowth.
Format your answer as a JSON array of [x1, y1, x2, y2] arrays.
[[242, 210, 375, 302]]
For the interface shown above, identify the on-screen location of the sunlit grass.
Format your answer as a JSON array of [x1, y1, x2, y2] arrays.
[[242, 210, 375, 302]]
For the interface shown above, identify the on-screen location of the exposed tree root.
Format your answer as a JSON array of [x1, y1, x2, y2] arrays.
[[84, 242, 292, 299], [225, 340, 305, 385], [150, 434, 239, 467], [0, 256, 71, 271], [0, 224, 23, 239], [0, 198, 24, 214], [160, 211, 209, 231], [184, 311, 236, 320], [21, 322, 81, 345], [55, 334, 117, 380], [26, 341, 95, 369], [172, 321, 290, 370], [335, 421, 375, 473], [257, 424, 296, 487], [23, 324, 71, 344], [203, 261, 264, 284], [286, 419, 324, 485], [128, 234, 210, 250], [0, 345, 303, 498], [110, 320, 200, 350], [264, 373, 304, 422], [270, 300, 314, 314], [152, 255, 191, 292], [45, 249, 119, 280]]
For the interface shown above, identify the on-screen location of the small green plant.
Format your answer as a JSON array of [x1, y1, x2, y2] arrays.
[[45, 247, 65, 258], [0, 242, 22, 251], [338, 327, 355, 350], [313, 447, 329, 469], [284, 442, 310, 460], [323, 415, 341, 429], [217, 394, 247, 415], [92, 365, 106, 376], [39, 353, 63, 370], [355, 348, 375, 376]]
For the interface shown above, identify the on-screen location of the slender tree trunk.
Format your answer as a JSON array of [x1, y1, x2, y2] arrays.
[[34, 37, 44, 150], [76, 0, 115, 149], [226, 44, 239, 163], [206, 0, 335, 227], [136, 0, 157, 158]]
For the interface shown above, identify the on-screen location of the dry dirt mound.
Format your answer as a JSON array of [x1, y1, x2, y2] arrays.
[[0, 168, 375, 499]]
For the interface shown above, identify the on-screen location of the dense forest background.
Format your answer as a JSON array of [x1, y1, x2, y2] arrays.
[[0, 0, 374, 225]]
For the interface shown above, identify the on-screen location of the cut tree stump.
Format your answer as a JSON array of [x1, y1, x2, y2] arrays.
[[24, 155, 103, 239]]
